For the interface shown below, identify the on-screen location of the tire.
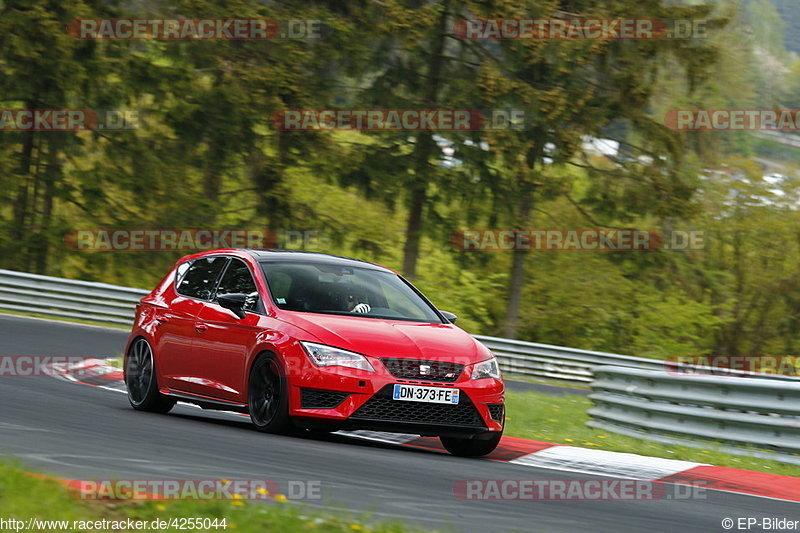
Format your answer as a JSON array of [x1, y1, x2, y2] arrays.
[[125, 338, 176, 413], [248, 354, 293, 433], [440, 432, 503, 457]]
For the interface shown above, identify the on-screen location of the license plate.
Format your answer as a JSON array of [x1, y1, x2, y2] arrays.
[[392, 384, 459, 404]]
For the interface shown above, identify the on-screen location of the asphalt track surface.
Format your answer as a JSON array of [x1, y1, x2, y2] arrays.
[[1, 314, 797, 532]]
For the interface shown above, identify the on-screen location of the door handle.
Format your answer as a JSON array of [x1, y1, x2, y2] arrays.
[[155, 316, 169, 324], [195, 324, 208, 332]]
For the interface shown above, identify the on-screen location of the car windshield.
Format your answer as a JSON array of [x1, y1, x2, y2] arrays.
[[260, 261, 443, 323]]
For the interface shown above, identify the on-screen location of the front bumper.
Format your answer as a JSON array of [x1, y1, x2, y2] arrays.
[[283, 344, 505, 437]]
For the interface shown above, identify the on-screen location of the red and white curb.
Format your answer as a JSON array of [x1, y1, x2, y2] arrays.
[[51, 357, 124, 388], [53, 358, 800, 503]]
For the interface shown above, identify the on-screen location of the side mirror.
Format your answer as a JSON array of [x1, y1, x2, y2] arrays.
[[217, 293, 248, 319], [440, 310, 457, 324]]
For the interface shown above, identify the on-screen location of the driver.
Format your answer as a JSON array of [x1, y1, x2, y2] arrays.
[[346, 294, 371, 314]]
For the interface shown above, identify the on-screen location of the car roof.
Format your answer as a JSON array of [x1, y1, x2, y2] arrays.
[[243, 249, 392, 273]]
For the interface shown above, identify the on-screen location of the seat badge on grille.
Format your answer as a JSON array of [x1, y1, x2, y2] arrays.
[[419, 364, 431, 376]]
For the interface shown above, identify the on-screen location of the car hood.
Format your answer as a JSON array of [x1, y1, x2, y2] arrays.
[[281, 312, 492, 364]]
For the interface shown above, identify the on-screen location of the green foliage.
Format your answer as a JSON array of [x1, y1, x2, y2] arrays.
[[1, 0, 798, 359], [414, 246, 507, 333]]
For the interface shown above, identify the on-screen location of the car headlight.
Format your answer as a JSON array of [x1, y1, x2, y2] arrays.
[[471, 356, 501, 380], [300, 342, 375, 372]]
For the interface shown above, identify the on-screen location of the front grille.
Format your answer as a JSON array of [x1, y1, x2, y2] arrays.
[[487, 403, 504, 422], [300, 388, 350, 409], [381, 358, 464, 383], [351, 385, 485, 427]]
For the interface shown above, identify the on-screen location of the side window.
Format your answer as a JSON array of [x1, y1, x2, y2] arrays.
[[216, 258, 259, 311], [176, 261, 192, 285], [176, 256, 228, 300]]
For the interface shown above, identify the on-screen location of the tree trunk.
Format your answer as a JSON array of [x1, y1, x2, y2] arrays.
[[11, 128, 36, 268], [402, 180, 427, 278], [35, 134, 63, 274], [729, 221, 743, 356], [401, 0, 450, 279], [502, 180, 534, 339], [249, 132, 291, 243]]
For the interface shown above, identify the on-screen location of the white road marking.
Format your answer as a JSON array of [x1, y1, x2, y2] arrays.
[[334, 430, 419, 445], [0, 422, 51, 432], [511, 445, 705, 479]]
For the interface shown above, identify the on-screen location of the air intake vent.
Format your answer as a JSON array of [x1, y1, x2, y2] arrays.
[[300, 388, 349, 409]]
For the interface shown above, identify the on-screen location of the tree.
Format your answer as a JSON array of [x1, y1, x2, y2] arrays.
[[451, 0, 727, 337], [0, 0, 133, 273]]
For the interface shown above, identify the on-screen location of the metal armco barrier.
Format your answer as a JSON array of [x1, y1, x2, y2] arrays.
[[473, 335, 665, 382], [0, 269, 148, 325], [0, 268, 797, 382], [0, 269, 670, 381], [588, 366, 800, 462], [0, 270, 663, 384]]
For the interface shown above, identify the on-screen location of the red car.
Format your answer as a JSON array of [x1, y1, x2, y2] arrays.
[[124, 249, 505, 456]]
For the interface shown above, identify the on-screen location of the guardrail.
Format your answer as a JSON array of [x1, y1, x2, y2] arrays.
[[0, 269, 670, 381], [588, 366, 800, 463], [473, 335, 664, 383], [0, 268, 796, 384], [0, 269, 148, 325]]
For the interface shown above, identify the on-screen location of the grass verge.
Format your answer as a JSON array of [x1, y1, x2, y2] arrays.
[[0, 461, 424, 533], [504, 390, 800, 477]]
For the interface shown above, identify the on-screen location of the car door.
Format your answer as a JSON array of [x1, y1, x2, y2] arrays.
[[190, 257, 263, 403], [157, 255, 229, 393]]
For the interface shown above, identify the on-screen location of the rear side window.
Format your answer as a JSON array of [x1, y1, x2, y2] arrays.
[[176, 261, 192, 284], [176, 256, 228, 300]]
